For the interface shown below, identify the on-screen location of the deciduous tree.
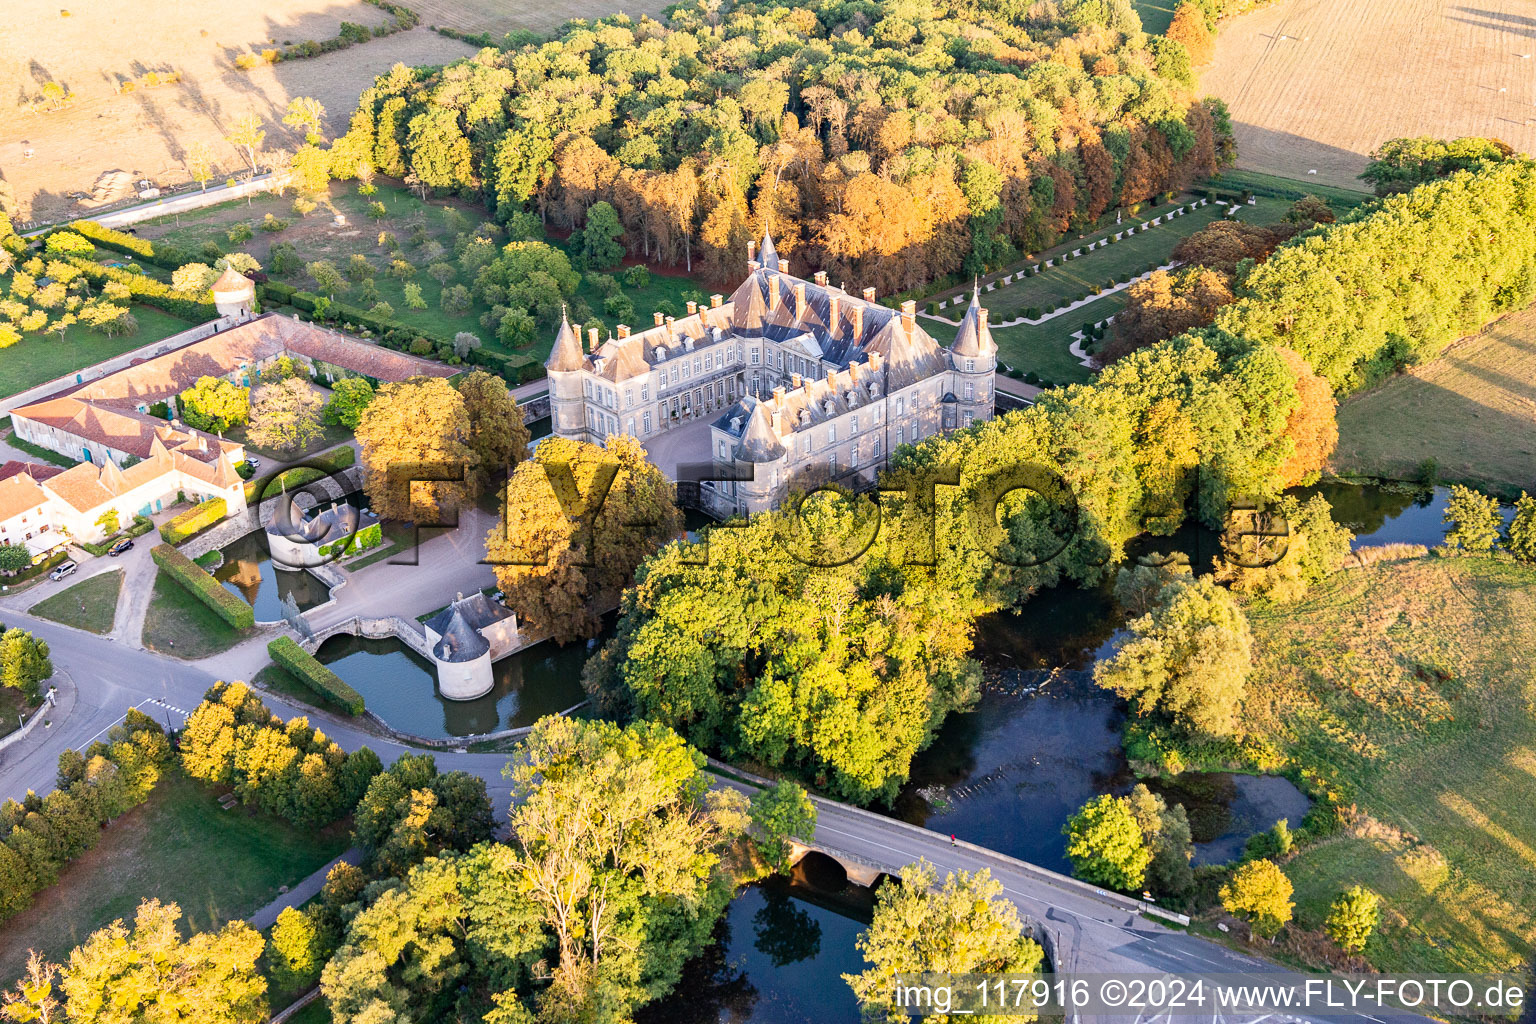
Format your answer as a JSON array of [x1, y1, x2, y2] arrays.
[[457, 370, 530, 498], [489, 436, 680, 642], [58, 899, 267, 1024], [749, 780, 817, 873], [1094, 577, 1252, 738], [845, 861, 1045, 1022], [1220, 859, 1293, 939], [322, 377, 374, 430], [179, 375, 250, 433], [355, 376, 474, 523], [247, 379, 324, 455], [1326, 885, 1380, 953], [1064, 794, 1153, 891], [1442, 484, 1502, 554]]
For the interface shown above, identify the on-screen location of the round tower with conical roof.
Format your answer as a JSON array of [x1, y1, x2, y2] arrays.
[[948, 283, 997, 428], [545, 308, 588, 440], [731, 397, 787, 515], [211, 266, 255, 319]]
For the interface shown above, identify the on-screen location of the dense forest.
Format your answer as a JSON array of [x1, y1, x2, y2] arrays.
[[328, 0, 1232, 291]]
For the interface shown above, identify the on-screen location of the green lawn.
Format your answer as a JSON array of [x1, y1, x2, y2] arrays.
[[29, 569, 123, 633], [975, 198, 1292, 322], [0, 687, 35, 741], [1133, 0, 1178, 33], [141, 569, 256, 658], [0, 304, 197, 401], [1209, 169, 1376, 212], [1243, 556, 1536, 972], [0, 773, 349, 984], [1332, 302, 1536, 498], [922, 196, 1296, 385], [139, 181, 710, 367], [4, 432, 79, 468]]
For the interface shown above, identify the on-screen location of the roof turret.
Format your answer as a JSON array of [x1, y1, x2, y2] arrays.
[[547, 308, 585, 372], [950, 282, 997, 359]]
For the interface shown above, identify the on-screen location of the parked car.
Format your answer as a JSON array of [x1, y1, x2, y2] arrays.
[[245, 457, 262, 470], [49, 561, 77, 581], [108, 539, 134, 556]]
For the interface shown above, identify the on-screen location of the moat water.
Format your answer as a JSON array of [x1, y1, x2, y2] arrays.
[[313, 634, 590, 739], [213, 532, 327, 621]]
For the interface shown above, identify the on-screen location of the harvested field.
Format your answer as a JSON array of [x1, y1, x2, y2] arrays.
[[3, 1, 476, 223], [1203, 0, 1536, 190]]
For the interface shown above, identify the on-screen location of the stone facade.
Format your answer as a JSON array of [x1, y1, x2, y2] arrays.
[[546, 233, 997, 514]]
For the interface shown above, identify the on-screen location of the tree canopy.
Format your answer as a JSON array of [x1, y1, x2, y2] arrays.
[[846, 861, 1045, 1023], [489, 436, 679, 643], [355, 376, 474, 523], [1094, 576, 1252, 738], [330, 0, 1227, 288], [179, 375, 249, 433]]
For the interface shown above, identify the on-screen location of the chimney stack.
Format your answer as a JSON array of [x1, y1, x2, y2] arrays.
[[710, 293, 723, 308], [791, 372, 803, 388], [773, 385, 786, 403], [851, 305, 863, 338], [793, 282, 806, 320], [686, 300, 698, 315], [813, 270, 828, 286], [748, 239, 756, 262], [654, 311, 664, 327], [771, 410, 783, 435], [778, 258, 789, 274], [900, 300, 916, 326], [588, 327, 599, 351], [978, 306, 988, 327], [665, 316, 675, 331], [617, 324, 631, 339]]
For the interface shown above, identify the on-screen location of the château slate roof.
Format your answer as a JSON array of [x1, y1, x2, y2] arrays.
[[950, 283, 997, 359], [548, 310, 585, 373], [425, 591, 515, 663], [266, 499, 360, 546], [431, 607, 491, 663], [716, 398, 787, 463]]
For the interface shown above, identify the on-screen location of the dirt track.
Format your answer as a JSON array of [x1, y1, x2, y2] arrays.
[[1203, 0, 1536, 189]]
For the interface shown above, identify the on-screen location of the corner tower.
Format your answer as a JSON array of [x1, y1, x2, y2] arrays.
[[546, 309, 587, 440], [948, 283, 997, 428]]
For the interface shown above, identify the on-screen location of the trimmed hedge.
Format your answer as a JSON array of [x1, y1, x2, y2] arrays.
[[318, 521, 382, 558], [67, 220, 192, 271], [64, 257, 214, 321], [245, 445, 356, 503], [151, 543, 254, 629], [160, 497, 227, 544], [268, 635, 364, 714]]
